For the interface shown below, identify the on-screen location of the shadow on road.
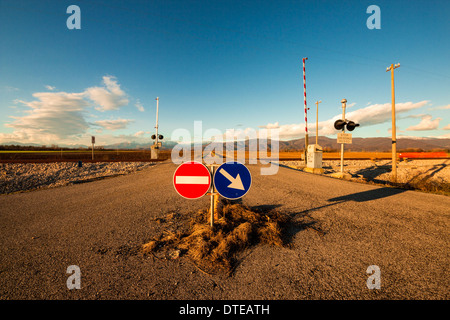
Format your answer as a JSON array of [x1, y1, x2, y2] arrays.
[[328, 187, 406, 203], [354, 164, 391, 182]]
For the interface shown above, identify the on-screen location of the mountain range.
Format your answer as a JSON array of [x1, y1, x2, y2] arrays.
[[2, 137, 449, 152]]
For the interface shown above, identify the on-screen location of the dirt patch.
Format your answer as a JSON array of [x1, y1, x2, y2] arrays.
[[141, 199, 313, 276]]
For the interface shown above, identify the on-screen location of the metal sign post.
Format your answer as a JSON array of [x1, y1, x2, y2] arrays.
[[332, 100, 359, 179], [151, 97, 161, 160], [208, 164, 220, 228], [91, 136, 95, 160]]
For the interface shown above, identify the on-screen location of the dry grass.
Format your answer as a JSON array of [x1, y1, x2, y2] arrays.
[[401, 176, 450, 196], [142, 199, 292, 275]]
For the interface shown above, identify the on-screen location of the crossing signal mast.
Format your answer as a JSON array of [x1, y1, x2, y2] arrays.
[[333, 99, 360, 178]]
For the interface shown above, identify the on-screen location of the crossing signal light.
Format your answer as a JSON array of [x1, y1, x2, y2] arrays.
[[334, 119, 360, 131], [159, 134, 164, 140], [151, 134, 156, 140], [346, 121, 360, 131], [334, 120, 346, 130]]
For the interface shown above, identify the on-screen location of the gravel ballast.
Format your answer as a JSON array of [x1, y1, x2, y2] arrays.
[[279, 159, 449, 194]]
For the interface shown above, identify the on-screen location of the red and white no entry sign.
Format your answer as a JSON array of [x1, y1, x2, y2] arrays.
[[173, 161, 211, 199]]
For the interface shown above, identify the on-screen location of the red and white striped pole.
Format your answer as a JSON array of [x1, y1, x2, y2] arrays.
[[302, 57, 309, 162]]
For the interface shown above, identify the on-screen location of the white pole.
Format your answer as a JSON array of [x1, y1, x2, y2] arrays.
[[340, 99, 347, 174], [155, 97, 159, 147], [302, 58, 309, 162]]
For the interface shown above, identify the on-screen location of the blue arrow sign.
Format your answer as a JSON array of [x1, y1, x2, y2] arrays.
[[214, 161, 252, 200]]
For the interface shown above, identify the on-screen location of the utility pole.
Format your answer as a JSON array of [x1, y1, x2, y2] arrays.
[[386, 63, 400, 182], [302, 57, 309, 163], [315, 100, 322, 145]]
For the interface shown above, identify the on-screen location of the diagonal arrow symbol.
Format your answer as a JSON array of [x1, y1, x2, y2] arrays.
[[219, 168, 245, 190]]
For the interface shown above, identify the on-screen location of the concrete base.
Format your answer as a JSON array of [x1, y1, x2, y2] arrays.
[[303, 167, 324, 174], [330, 172, 352, 179], [150, 146, 160, 160]]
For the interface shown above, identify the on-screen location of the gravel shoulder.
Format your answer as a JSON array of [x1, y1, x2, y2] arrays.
[[279, 159, 450, 195], [1, 162, 156, 194]]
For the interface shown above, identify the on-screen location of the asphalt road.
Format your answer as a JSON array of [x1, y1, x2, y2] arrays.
[[0, 161, 448, 300]]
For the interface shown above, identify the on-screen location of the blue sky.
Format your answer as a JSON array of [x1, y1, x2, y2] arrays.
[[0, 0, 449, 146]]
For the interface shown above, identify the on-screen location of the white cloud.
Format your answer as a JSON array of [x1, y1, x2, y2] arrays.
[[261, 122, 280, 129], [1, 91, 89, 144], [422, 133, 450, 139], [45, 85, 56, 91], [442, 124, 450, 130], [406, 114, 441, 131], [133, 130, 151, 137], [135, 99, 145, 112], [0, 76, 133, 145], [95, 118, 133, 130], [428, 104, 450, 111], [260, 100, 430, 139], [4, 86, 19, 92], [84, 76, 129, 111]]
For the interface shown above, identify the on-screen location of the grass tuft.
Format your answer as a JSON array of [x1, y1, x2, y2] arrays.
[[142, 199, 292, 275]]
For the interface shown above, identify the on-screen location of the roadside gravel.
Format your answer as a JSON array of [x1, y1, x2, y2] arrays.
[[280, 159, 449, 182], [279, 159, 449, 194], [0, 162, 155, 194]]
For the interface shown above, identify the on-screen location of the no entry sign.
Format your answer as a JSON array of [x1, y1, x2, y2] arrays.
[[173, 161, 211, 199]]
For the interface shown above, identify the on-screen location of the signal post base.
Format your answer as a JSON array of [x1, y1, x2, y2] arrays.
[[303, 167, 324, 174], [330, 172, 352, 180]]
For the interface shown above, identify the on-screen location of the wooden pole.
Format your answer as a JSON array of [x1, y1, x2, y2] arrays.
[[387, 63, 400, 182], [315, 100, 322, 145]]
